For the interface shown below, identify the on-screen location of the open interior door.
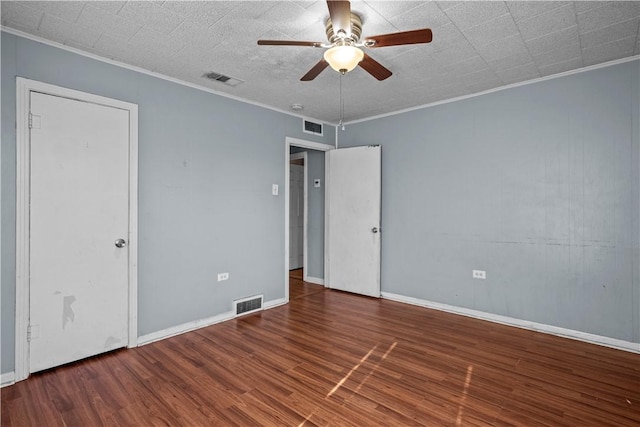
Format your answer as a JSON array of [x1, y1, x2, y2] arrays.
[[325, 145, 381, 297]]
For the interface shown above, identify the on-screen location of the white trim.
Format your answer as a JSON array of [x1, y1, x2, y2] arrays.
[[1, 27, 335, 127], [4, 27, 635, 131], [15, 78, 30, 382], [346, 55, 640, 126], [285, 137, 334, 301], [137, 311, 234, 346], [286, 137, 335, 152], [324, 152, 330, 289], [305, 276, 325, 285], [302, 153, 309, 282], [127, 106, 139, 349], [1, 372, 16, 388], [15, 78, 139, 382], [137, 297, 287, 346], [264, 297, 287, 310], [382, 292, 640, 354]]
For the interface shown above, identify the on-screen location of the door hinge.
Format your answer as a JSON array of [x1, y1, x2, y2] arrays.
[[27, 324, 39, 341], [28, 113, 41, 129]]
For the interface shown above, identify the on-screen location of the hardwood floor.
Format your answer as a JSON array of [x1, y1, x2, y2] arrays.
[[290, 268, 324, 300], [2, 272, 639, 426]]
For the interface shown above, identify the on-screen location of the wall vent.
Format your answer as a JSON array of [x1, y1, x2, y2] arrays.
[[234, 295, 263, 317], [303, 119, 323, 136], [202, 71, 244, 87]]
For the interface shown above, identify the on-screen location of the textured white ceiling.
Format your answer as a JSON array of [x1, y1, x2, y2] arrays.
[[2, 1, 639, 123]]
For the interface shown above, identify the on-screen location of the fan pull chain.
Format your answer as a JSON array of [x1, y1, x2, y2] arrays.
[[339, 73, 345, 131]]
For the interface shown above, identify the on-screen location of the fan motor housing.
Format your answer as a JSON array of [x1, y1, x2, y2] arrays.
[[325, 12, 362, 44]]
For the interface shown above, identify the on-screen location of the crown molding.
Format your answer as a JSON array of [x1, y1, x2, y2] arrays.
[[346, 55, 640, 126], [1, 27, 336, 126]]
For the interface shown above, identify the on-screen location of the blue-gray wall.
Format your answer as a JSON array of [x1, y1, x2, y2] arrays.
[[306, 149, 325, 279], [339, 60, 640, 344], [0, 32, 335, 374]]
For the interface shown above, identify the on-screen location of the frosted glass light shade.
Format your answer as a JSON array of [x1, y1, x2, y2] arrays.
[[323, 45, 364, 73]]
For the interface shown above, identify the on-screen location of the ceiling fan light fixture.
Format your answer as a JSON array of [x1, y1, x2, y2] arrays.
[[323, 45, 364, 74]]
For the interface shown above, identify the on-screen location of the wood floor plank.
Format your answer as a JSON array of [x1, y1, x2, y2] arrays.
[[2, 273, 639, 426]]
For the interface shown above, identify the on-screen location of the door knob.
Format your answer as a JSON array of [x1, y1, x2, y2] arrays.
[[371, 227, 379, 233], [115, 238, 127, 248]]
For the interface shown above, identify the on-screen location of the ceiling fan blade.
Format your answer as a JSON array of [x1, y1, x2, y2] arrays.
[[364, 29, 433, 48], [327, 1, 351, 36], [359, 53, 392, 81], [258, 40, 323, 47], [301, 60, 329, 81]]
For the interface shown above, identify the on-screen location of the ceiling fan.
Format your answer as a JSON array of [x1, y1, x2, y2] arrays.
[[257, 0, 433, 81]]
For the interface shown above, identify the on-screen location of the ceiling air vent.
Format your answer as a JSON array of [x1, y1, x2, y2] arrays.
[[234, 295, 263, 317], [202, 71, 243, 87], [303, 119, 323, 136]]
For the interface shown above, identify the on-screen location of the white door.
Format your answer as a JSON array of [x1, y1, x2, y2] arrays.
[[29, 91, 130, 373], [289, 163, 304, 270], [325, 145, 381, 297]]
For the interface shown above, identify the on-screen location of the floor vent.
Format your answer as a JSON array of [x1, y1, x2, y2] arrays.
[[202, 71, 243, 87], [234, 295, 263, 317]]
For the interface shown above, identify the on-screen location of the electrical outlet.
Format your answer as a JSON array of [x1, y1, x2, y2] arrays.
[[217, 272, 229, 282], [472, 270, 486, 279]]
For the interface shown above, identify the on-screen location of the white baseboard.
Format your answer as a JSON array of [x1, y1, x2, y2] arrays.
[[138, 311, 235, 346], [304, 276, 324, 285], [137, 297, 287, 346], [264, 297, 287, 309], [1, 371, 15, 388], [381, 292, 640, 354]]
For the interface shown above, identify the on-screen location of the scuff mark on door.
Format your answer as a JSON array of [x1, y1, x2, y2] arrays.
[[104, 336, 121, 349], [62, 296, 76, 329]]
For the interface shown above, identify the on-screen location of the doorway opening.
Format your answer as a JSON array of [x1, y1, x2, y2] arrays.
[[289, 151, 306, 273], [285, 138, 382, 301], [284, 137, 334, 302]]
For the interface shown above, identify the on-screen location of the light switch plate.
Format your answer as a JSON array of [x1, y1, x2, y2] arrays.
[[272, 184, 279, 196], [314, 179, 321, 188]]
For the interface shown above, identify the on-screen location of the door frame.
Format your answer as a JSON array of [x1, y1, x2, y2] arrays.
[[289, 151, 308, 273], [284, 137, 334, 301], [15, 78, 139, 382]]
